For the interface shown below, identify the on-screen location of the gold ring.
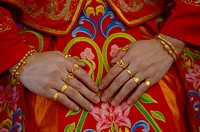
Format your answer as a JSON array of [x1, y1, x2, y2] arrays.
[[60, 83, 68, 93], [125, 68, 132, 77], [71, 64, 79, 74], [66, 73, 74, 84], [65, 54, 71, 58], [132, 76, 140, 84], [52, 91, 59, 101], [116, 59, 125, 69], [119, 45, 129, 52], [144, 80, 151, 87]]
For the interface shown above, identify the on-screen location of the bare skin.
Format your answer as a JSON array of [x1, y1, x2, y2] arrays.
[[10, 51, 100, 111], [9, 34, 185, 111], [99, 34, 186, 106]]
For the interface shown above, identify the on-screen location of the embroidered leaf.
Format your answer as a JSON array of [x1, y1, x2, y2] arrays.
[[140, 93, 158, 103], [64, 122, 75, 132], [150, 110, 166, 122], [65, 109, 81, 117], [1, 119, 12, 129]]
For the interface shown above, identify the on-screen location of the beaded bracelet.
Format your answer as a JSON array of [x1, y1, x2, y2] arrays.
[[155, 35, 179, 61], [11, 49, 36, 84]]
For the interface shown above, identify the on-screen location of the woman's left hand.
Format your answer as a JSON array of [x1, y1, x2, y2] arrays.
[[98, 34, 185, 106]]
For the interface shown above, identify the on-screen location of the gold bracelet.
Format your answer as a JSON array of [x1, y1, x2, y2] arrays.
[[11, 49, 36, 85], [155, 35, 179, 56], [155, 35, 177, 60]]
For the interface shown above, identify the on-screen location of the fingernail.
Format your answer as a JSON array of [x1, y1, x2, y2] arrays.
[[94, 86, 98, 92], [74, 106, 80, 111], [95, 96, 100, 104], [88, 104, 94, 112], [98, 83, 104, 90], [127, 100, 132, 105], [101, 95, 108, 102], [111, 100, 117, 106]]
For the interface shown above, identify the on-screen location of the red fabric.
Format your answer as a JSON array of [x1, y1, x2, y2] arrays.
[[161, 0, 200, 46], [0, 6, 30, 73], [107, 0, 165, 26]]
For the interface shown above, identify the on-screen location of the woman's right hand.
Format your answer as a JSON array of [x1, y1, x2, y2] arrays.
[[17, 51, 100, 111]]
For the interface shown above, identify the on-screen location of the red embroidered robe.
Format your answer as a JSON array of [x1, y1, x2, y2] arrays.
[[0, 0, 200, 131]]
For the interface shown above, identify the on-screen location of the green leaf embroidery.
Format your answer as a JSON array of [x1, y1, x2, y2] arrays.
[[64, 122, 75, 132], [65, 109, 81, 117], [140, 93, 158, 103], [151, 110, 166, 122]]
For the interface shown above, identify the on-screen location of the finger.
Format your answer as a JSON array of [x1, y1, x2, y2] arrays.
[[127, 78, 152, 105], [64, 85, 95, 111], [110, 76, 138, 106], [99, 59, 129, 90], [49, 88, 80, 111], [101, 69, 130, 102], [111, 44, 133, 64], [72, 65, 98, 92], [111, 51, 126, 64], [67, 77, 100, 104]]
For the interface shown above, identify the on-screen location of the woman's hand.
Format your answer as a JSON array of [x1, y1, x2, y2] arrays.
[[17, 51, 100, 111], [99, 34, 185, 106]]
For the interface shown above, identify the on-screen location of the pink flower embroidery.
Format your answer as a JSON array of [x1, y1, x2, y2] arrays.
[[91, 102, 131, 132], [110, 44, 119, 57], [0, 128, 9, 132], [186, 64, 200, 90], [80, 48, 95, 60], [0, 85, 19, 110]]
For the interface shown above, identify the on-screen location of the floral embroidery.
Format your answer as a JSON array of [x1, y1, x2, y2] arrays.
[[91, 102, 131, 131], [0, 128, 9, 132], [110, 44, 119, 57], [0, 85, 19, 110], [80, 48, 95, 60], [186, 64, 200, 90]]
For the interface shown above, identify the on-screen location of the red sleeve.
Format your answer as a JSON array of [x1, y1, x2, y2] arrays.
[[0, 6, 30, 73], [161, 0, 200, 46]]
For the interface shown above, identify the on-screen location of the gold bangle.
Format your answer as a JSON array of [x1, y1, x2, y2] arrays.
[[11, 50, 36, 85], [156, 35, 179, 56], [155, 35, 178, 60]]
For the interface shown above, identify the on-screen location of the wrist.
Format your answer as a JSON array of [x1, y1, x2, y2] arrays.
[[9, 50, 36, 85], [158, 34, 186, 54]]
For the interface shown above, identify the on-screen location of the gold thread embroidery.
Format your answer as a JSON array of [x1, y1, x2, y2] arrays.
[[23, 0, 85, 35], [181, 0, 200, 6], [108, 0, 163, 25], [117, 0, 158, 12], [0, 12, 15, 32]]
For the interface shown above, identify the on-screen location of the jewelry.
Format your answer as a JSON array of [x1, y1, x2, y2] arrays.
[[66, 73, 74, 84], [60, 83, 68, 93], [11, 50, 36, 85], [125, 68, 132, 77], [116, 59, 125, 69], [52, 91, 59, 101], [119, 45, 129, 52], [144, 80, 151, 87], [71, 64, 79, 74], [65, 54, 71, 58], [132, 76, 140, 84], [155, 35, 178, 61]]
